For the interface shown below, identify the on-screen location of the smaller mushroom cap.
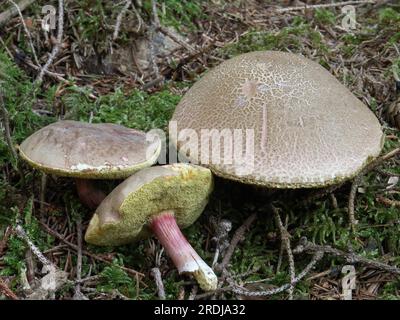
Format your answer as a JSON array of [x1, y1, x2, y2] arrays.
[[18, 120, 161, 179], [85, 163, 213, 246]]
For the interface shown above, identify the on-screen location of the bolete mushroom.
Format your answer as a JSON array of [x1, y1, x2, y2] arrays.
[[84, 163, 217, 291], [171, 51, 384, 188], [18, 120, 161, 208]]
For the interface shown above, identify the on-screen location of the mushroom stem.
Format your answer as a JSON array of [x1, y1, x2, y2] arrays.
[[75, 179, 107, 210], [150, 211, 218, 291]]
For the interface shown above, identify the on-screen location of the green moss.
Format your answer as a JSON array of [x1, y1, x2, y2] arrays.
[[97, 262, 137, 298], [378, 7, 400, 24], [63, 87, 181, 132], [0, 51, 55, 167]]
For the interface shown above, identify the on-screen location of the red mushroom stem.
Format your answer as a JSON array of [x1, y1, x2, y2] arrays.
[[75, 178, 107, 209], [150, 210, 217, 291]]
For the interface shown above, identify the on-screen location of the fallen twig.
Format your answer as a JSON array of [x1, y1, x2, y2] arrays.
[[276, 215, 288, 273], [73, 216, 88, 300], [38, 221, 145, 278], [376, 196, 400, 208], [276, 0, 375, 13], [158, 26, 195, 53], [0, 277, 19, 300], [225, 251, 323, 297], [363, 148, 400, 173], [151, 268, 166, 300], [15, 225, 69, 299], [22, 57, 68, 83], [113, 0, 132, 41], [15, 225, 53, 268], [188, 285, 198, 300], [0, 226, 12, 256], [348, 148, 400, 230], [39, 173, 47, 214], [7, 0, 40, 66], [148, 0, 161, 79], [216, 213, 257, 272], [211, 218, 232, 268], [294, 237, 400, 276], [0, 0, 35, 27], [272, 206, 295, 299], [348, 175, 362, 230]]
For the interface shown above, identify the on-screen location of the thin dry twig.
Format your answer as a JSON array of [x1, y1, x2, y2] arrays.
[[276, 215, 288, 273], [38, 221, 145, 278], [36, 0, 64, 83], [225, 251, 324, 297], [7, 0, 40, 66], [73, 216, 87, 300], [148, 0, 160, 78], [216, 213, 257, 272], [188, 285, 198, 300], [0, 277, 19, 300], [294, 237, 400, 275], [376, 196, 400, 207], [276, 0, 375, 13], [39, 173, 47, 214], [0, 0, 35, 27], [211, 218, 232, 268], [158, 26, 195, 53], [273, 206, 295, 300], [15, 225, 53, 268], [0, 226, 12, 256], [348, 175, 362, 230], [151, 268, 166, 300], [113, 0, 132, 41], [348, 148, 400, 230]]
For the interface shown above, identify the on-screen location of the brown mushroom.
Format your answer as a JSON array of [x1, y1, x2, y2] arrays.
[[18, 120, 161, 208], [171, 51, 384, 188]]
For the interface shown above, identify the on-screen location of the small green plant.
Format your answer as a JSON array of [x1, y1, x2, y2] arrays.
[[314, 9, 336, 25], [378, 7, 400, 24], [98, 263, 137, 298]]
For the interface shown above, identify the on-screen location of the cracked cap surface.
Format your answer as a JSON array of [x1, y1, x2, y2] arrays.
[[18, 120, 161, 179], [171, 51, 384, 188]]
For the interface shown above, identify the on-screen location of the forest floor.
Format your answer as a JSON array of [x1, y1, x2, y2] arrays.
[[0, 0, 400, 300]]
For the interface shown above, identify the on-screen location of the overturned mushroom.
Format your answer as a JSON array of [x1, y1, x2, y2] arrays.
[[171, 51, 384, 188], [18, 120, 161, 208], [85, 163, 217, 291]]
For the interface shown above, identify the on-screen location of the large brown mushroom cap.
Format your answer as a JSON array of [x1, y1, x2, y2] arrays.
[[19, 120, 161, 179], [85, 163, 213, 246], [171, 51, 384, 188]]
